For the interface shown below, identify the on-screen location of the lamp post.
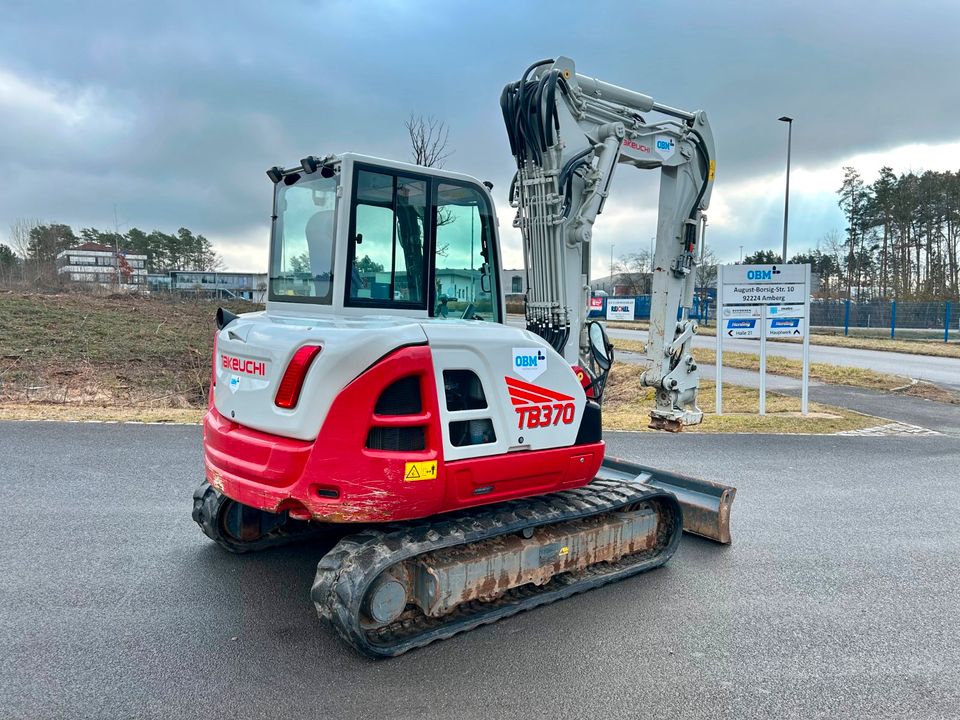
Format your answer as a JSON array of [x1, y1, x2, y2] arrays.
[[778, 116, 793, 263]]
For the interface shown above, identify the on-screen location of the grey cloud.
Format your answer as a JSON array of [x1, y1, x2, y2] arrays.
[[1, 0, 957, 268]]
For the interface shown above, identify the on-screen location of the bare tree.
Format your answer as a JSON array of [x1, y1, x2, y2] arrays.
[[612, 252, 653, 294], [405, 114, 455, 258], [695, 247, 718, 290], [405, 114, 452, 168], [9, 218, 40, 282]]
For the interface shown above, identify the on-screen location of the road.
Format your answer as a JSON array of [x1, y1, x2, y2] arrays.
[[613, 349, 960, 437], [604, 326, 960, 391], [2, 422, 958, 719]]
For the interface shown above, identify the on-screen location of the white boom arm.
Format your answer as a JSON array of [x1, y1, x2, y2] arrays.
[[501, 56, 716, 430]]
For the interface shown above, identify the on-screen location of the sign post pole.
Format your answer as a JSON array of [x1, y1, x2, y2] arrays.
[[759, 303, 767, 415], [716, 264, 723, 416], [719, 262, 809, 420], [802, 264, 811, 415]]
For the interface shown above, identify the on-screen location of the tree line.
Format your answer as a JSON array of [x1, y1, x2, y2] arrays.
[[837, 166, 959, 301], [745, 166, 960, 302], [1, 220, 222, 285]]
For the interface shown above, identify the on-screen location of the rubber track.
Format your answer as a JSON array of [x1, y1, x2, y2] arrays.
[[311, 478, 683, 657], [191, 481, 329, 554]]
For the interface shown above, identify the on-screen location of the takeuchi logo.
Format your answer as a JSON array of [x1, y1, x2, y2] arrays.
[[221, 354, 266, 377]]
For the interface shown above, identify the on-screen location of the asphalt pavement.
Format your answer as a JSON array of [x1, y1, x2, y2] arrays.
[[1, 422, 958, 719]]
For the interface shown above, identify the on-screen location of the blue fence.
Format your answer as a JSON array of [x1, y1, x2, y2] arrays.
[[591, 296, 956, 341], [589, 295, 710, 323], [810, 299, 956, 340]]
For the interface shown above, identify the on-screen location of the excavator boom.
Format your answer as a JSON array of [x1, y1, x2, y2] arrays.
[[501, 57, 715, 429]]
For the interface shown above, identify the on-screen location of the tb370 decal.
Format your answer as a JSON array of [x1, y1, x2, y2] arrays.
[[504, 376, 576, 430]]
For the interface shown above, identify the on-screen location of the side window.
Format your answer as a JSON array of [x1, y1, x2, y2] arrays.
[[348, 169, 427, 306], [433, 183, 499, 320]]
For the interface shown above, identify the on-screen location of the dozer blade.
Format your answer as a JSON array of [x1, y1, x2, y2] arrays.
[[597, 456, 736, 544]]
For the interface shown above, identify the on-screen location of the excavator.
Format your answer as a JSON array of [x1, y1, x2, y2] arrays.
[[193, 57, 736, 657]]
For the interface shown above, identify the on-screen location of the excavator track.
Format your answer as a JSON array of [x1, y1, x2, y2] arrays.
[[192, 482, 331, 553], [311, 478, 682, 658]]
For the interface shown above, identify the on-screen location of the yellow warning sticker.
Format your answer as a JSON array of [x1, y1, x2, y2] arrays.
[[404, 460, 438, 482], [708, 159, 716, 181], [559, 546, 570, 556]]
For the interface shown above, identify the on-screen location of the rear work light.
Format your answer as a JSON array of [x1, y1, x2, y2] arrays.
[[274, 345, 322, 409]]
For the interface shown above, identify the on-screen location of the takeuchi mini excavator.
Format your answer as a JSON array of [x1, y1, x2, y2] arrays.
[[193, 57, 736, 657]]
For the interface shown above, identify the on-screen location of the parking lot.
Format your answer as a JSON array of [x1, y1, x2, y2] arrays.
[[1, 421, 957, 719]]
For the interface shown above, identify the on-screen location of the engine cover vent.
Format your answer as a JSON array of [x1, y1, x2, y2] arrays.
[[374, 376, 422, 416], [366, 427, 426, 452]]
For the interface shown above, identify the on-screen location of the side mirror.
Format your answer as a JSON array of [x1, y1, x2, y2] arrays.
[[588, 321, 612, 371]]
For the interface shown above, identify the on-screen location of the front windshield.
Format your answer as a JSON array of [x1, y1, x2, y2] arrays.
[[269, 172, 338, 303]]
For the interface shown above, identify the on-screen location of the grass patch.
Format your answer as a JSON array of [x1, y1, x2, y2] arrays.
[[603, 362, 882, 434], [0, 403, 204, 424], [0, 291, 259, 407]]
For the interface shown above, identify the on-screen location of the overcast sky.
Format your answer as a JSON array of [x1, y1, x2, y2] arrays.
[[3, 0, 960, 278]]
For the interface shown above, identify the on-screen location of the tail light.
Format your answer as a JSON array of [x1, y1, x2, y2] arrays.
[[275, 345, 322, 409], [209, 332, 219, 406]]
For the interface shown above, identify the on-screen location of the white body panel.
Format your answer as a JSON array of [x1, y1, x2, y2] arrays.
[[214, 313, 586, 457], [214, 312, 428, 441], [423, 322, 585, 461], [217, 152, 584, 454]]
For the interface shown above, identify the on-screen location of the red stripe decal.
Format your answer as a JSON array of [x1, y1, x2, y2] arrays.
[[504, 376, 575, 404], [508, 387, 559, 405]]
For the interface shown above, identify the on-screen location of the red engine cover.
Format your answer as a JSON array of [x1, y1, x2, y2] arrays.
[[204, 345, 604, 523]]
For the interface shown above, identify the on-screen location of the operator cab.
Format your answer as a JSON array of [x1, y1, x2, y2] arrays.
[[267, 153, 502, 323]]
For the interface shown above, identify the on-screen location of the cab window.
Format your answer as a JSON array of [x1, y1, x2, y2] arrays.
[[433, 183, 499, 321], [269, 172, 337, 303], [347, 168, 428, 307]]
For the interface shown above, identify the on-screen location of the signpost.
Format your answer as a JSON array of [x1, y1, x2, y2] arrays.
[[721, 305, 762, 338], [606, 298, 635, 321], [716, 263, 811, 417]]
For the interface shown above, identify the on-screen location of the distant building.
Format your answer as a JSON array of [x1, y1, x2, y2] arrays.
[[500, 268, 525, 296], [56, 242, 148, 289], [435, 268, 483, 303], [147, 271, 268, 302], [590, 271, 652, 296]]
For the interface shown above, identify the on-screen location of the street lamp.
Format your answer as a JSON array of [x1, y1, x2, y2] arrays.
[[778, 116, 793, 264], [609, 243, 614, 293]]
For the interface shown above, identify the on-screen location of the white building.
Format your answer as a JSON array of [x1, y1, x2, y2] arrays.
[[56, 242, 148, 289], [500, 268, 525, 295], [148, 271, 268, 302]]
